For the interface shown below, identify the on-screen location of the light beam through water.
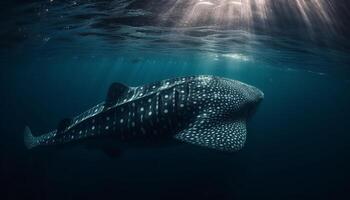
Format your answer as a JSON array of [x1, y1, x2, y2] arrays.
[[161, 0, 337, 33]]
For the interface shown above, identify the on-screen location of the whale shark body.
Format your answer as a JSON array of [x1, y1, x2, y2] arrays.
[[24, 75, 263, 153]]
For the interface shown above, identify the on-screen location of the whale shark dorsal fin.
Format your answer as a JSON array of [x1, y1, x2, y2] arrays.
[[174, 116, 247, 152], [106, 82, 129, 106], [57, 118, 72, 133]]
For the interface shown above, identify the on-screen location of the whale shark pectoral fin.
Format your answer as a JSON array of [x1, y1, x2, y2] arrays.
[[106, 82, 129, 106], [174, 117, 247, 152]]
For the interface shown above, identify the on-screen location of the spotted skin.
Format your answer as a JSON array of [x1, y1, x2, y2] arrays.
[[24, 75, 264, 153]]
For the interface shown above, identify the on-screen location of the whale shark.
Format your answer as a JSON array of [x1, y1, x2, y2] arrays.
[[24, 75, 263, 154]]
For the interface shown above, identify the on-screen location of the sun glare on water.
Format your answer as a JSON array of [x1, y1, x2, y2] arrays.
[[162, 0, 336, 31]]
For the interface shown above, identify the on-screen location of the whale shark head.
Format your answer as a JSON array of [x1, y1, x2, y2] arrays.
[[226, 78, 264, 118], [174, 76, 264, 152]]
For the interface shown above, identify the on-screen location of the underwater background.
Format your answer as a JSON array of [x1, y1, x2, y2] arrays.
[[1, 0, 350, 199]]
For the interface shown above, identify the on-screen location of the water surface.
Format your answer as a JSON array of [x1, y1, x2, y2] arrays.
[[2, 1, 350, 200]]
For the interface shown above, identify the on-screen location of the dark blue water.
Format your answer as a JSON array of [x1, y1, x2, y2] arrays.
[[2, 1, 350, 200]]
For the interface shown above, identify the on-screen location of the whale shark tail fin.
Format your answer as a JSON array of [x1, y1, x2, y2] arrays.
[[24, 126, 39, 149]]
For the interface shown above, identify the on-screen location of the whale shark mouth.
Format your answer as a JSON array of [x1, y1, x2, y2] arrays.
[[174, 115, 247, 152]]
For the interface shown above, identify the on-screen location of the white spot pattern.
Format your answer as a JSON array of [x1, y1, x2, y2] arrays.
[[32, 75, 263, 153]]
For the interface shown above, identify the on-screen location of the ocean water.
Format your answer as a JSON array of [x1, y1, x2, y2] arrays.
[[1, 1, 350, 200]]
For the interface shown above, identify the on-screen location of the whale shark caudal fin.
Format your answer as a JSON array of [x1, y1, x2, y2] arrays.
[[174, 116, 247, 152], [24, 126, 39, 149], [105, 82, 129, 106]]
